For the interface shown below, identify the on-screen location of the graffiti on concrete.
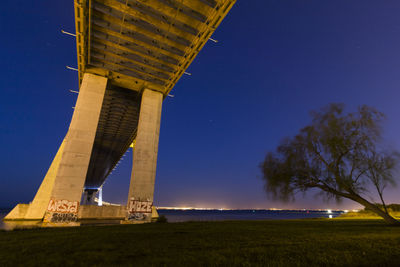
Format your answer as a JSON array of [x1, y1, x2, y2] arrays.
[[127, 212, 149, 221], [44, 199, 79, 223], [48, 212, 78, 223], [47, 199, 79, 213], [127, 198, 152, 221]]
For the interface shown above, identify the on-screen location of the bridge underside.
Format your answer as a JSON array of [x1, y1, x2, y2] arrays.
[[85, 84, 141, 189], [75, 0, 236, 94]]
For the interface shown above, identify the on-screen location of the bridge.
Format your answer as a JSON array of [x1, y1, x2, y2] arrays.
[[5, 0, 235, 225]]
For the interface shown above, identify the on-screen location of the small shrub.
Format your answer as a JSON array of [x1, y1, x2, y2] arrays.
[[156, 215, 168, 223]]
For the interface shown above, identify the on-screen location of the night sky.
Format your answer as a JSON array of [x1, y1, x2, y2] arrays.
[[1, 1, 400, 210]]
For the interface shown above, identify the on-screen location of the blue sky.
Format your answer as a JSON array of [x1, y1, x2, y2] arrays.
[[1, 1, 400, 209]]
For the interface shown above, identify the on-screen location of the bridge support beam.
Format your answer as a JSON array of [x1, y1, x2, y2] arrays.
[[126, 89, 163, 222], [40, 73, 107, 224], [4, 73, 108, 223]]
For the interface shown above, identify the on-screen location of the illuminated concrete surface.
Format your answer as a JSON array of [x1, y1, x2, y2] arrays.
[[24, 141, 66, 220], [5, 0, 236, 224], [43, 73, 107, 223], [127, 89, 163, 222]]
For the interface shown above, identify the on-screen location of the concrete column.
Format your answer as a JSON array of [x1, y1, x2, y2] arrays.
[[82, 189, 98, 205], [98, 186, 103, 206], [126, 89, 163, 222], [43, 73, 107, 224]]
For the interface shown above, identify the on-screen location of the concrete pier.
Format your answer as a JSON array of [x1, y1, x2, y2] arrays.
[[126, 89, 163, 222], [43, 73, 107, 223]]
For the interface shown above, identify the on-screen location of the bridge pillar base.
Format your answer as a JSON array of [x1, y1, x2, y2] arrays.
[[3, 204, 30, 220], [125, 89, 163, 223], [43, 73, 107, 224]]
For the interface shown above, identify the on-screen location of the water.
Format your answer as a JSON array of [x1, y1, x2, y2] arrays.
[[157, 209, 343, 222], [0, 208, 343, 230]]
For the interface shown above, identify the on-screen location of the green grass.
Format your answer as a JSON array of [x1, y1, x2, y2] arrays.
[[1, 219, 400, 266], [339, 210, 400, 219]]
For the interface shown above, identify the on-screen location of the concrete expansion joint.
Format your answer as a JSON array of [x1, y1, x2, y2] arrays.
[[84, 71, 109, 79]]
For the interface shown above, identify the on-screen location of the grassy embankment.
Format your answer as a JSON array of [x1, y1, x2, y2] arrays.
[[1, 219, 400, 266], [340, 210, 400, 220]]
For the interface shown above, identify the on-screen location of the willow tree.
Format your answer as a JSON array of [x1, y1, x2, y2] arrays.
[[260, 104, 399, 225]]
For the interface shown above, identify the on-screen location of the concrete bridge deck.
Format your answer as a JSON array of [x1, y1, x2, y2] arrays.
[[75, 0, 235, 93]]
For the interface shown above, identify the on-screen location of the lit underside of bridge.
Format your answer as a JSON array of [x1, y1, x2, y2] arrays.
[[75, 0, 236, 189]]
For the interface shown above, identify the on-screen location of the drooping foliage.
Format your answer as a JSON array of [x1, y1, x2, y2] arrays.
[[260, 103, 399, 224]]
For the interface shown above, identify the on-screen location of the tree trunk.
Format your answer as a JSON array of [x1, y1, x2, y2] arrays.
[[351, 194, 400, 225], [317, 184, 399, 225], [377, 190, 389, 215]]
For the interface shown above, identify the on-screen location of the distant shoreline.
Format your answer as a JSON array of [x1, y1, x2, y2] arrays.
[[0, 207, 351, 212]]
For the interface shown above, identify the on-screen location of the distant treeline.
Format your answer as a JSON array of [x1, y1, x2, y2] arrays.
[[365, 204, 400, 212]]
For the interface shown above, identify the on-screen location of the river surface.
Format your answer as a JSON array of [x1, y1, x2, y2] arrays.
[[0, 208, 343, 230], [157, 209, 343, 222]]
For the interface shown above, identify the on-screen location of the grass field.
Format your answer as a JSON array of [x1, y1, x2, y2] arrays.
[[1, 219, 400, 266], [339, 210, 400, 220]]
